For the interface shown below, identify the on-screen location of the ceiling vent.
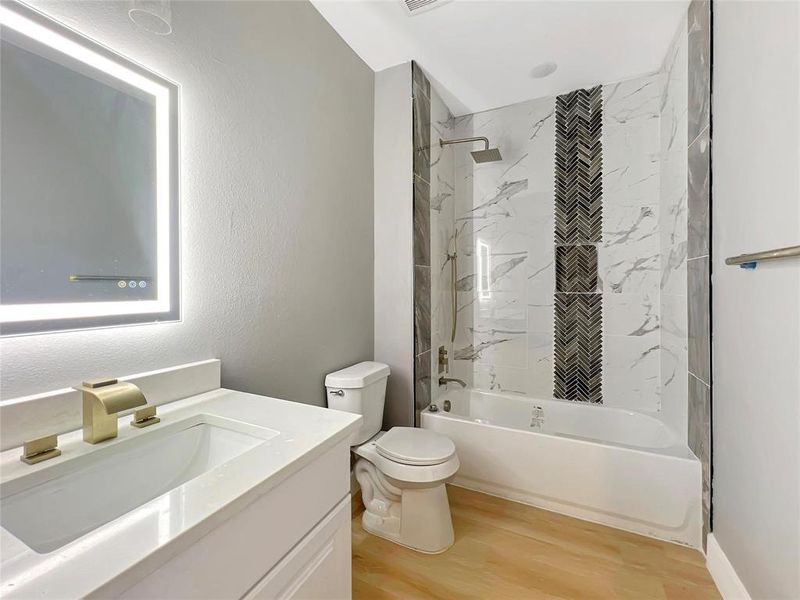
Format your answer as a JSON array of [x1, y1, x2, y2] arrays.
[[401, 0, 453, 16]]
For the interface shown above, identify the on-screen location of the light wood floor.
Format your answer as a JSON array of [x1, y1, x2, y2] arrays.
[[352, 485, 720, 600]]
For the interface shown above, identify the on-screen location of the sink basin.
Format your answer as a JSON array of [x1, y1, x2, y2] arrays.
[[1, 418, 273, 553]]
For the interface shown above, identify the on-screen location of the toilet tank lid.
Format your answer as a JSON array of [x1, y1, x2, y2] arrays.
[[325, 361, 390, 388]]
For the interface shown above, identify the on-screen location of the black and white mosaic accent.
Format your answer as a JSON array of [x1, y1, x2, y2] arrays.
[[554, 86, 603, 244], [555, 245, 598, 293], [553, 86, 604, 403], [553, 294, 603, 403]]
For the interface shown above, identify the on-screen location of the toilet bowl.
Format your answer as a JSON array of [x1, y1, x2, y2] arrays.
[[326, 362, 459, 554]]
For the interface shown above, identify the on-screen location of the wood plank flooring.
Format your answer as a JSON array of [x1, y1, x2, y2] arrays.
[[352, 485, 720, 600]]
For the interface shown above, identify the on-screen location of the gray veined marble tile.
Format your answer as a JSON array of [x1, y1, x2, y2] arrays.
[[413, 175, 431, 267], [414, 350, 432, 422], [414, 266, 431, 356], [688, 373, 711, 545], [688, 257, 710, 384], [688, 128, 710, 259], [411, 61, 430, 99], [688, 0, 711, 145], [412, 72, 431, 184]]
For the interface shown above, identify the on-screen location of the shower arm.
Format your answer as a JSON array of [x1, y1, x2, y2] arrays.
[[440, 136, 490, 151]]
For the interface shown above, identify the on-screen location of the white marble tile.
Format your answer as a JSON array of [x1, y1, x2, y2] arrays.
[[603, 74, 662, 129], [604, 292, 659, 337], [659, 150, 688, 249], [457, 333, 527, 370], [526, 246, 554, 301], [603, 204, 659, 248], [603, 150, 660, 208], [603, 334, 661, 411], [599, 234, 661, 294], [526, 330, 553, 399], [473, 364, 528, 395], [661, 292, 688, 340], [527, 302, 553, 333]]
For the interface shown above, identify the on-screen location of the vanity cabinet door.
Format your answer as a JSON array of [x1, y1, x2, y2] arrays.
[[244, 495, 351, 600]]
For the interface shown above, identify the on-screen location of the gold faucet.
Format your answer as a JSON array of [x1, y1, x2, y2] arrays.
[[78, 378, 148, 444]]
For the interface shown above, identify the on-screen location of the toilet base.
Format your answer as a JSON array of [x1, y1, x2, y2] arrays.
[[355, 458, 455, 554]]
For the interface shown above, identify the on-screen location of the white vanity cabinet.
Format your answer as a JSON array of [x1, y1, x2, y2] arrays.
[[1, 373, 361, 600], [112, 440, 353, 600]]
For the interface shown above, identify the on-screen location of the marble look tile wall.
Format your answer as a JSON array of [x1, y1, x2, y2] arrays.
[[450, 95, 555, 397], [412, 62, 433, 423], [659, 14, 689, 441], [429, 81, 456, 407], [686, 0, 712, 548], [600, 74, 664, 411], [447, 72, 678, 412]]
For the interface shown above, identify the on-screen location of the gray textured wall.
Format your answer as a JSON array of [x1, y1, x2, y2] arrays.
[[712, 1, 800, 597], [0, 0, 374, 407]]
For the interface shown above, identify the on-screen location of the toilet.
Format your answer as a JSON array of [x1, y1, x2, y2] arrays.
[[325, 361, 459, 554]]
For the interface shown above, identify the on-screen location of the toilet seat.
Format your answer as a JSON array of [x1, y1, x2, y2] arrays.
[[375, 427, 455, 466], [354, 430, 460, 485]]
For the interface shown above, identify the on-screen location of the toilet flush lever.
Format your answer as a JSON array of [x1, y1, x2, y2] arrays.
[[329, 389, 344, 396]]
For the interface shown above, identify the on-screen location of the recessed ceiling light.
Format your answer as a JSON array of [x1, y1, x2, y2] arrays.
[[530, 62, 558, 79]]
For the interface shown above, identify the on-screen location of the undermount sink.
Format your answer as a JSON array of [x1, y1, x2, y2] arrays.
[[1, 417, 275, 553]]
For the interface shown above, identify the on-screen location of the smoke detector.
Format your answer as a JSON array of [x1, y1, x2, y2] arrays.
[[400, 0, 453, 16]]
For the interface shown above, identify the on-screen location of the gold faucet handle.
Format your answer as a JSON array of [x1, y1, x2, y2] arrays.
[[131, 405, 160, 428], [82, 377, 118, 388], [21, 434, 61, 465]]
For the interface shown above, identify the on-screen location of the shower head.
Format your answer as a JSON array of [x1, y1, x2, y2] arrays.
[[471, 147, 503, 163], [440, 136, 503, 164]]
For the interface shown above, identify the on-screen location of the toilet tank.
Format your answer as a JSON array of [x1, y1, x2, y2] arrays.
[[325, 362, 390, 445]]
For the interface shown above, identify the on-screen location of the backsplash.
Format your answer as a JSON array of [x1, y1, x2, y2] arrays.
[[0, 360, 220, 451]]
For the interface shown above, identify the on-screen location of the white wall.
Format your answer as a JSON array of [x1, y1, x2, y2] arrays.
[[0, 1, 375, 406], [373, 63, 414, 428], [712, 2, 800, 598]]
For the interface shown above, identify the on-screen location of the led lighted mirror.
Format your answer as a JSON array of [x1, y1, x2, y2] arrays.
[[0, 2, 179, 335]]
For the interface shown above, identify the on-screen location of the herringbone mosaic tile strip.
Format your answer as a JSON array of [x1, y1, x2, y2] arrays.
[[553, 293, 603, 403], [555, 244, 598, 293], [554, 86, 603, 244]]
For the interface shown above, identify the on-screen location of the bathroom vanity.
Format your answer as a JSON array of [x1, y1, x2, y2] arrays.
[[0, 362, 361, 599]]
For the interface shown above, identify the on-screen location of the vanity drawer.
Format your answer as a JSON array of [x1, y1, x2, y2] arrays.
[[112, 441, 350, 599], [243, 495, 351, 600]]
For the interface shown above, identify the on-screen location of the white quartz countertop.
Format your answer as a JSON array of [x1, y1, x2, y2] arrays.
[[0, 388, 361, 599]]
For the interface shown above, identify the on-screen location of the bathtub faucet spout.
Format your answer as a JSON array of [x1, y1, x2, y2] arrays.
[[438, 376, 467, 388]]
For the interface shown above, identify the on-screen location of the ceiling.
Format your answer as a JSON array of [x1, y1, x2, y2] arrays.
[[310, 0, 689, 116]]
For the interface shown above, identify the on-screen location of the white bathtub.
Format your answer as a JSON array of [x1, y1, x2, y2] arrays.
[[421, 389, 702, 548]]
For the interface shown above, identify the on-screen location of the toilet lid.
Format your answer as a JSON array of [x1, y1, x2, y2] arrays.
[[375, 427, 456, 466]]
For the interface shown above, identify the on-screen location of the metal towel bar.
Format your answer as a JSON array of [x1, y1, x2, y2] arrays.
[[725, 245, 800, 268], [69, 275, 153, 281]]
